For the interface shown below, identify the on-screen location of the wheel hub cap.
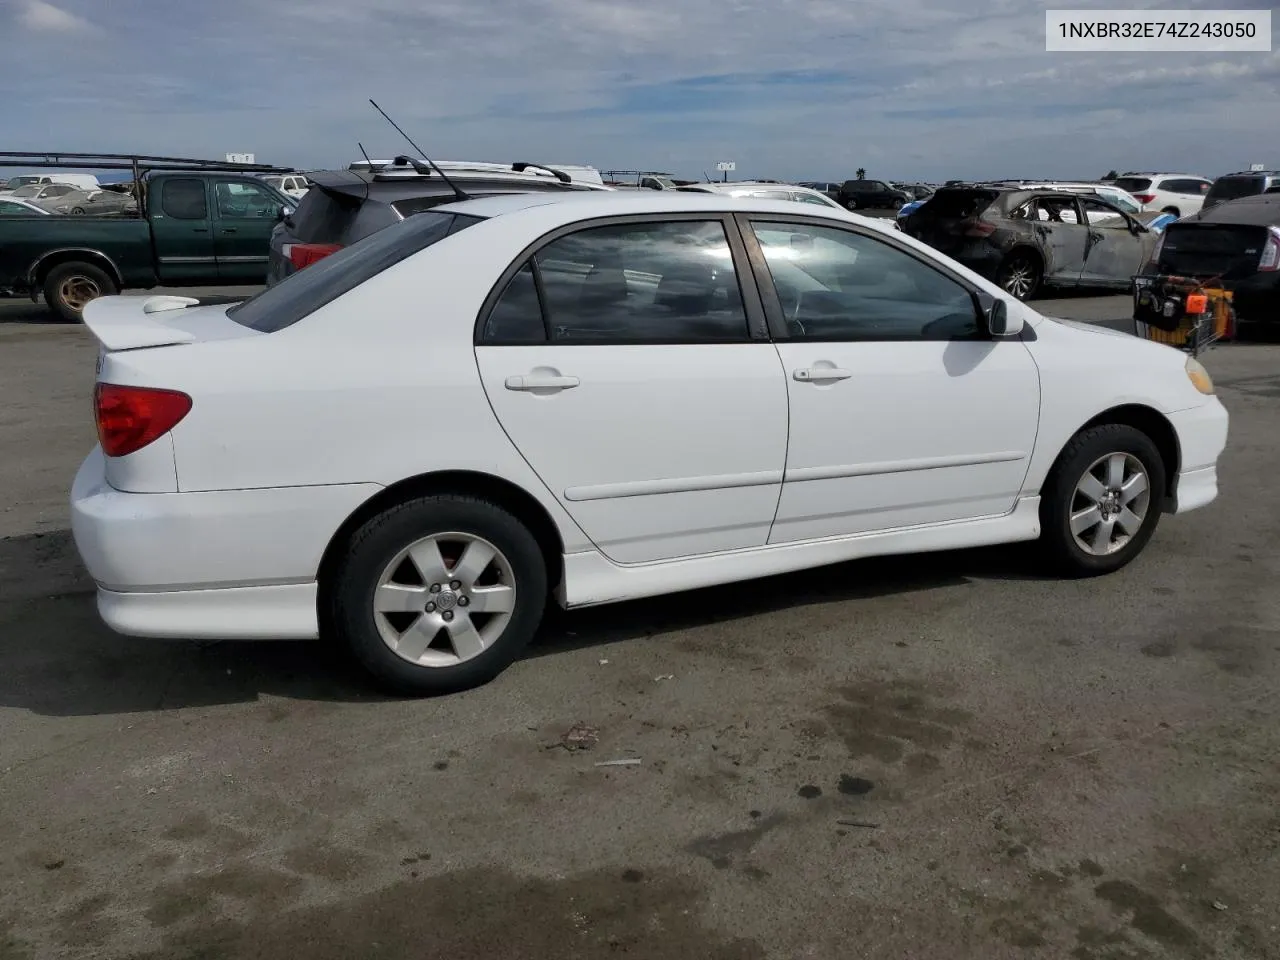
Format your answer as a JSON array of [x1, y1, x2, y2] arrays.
[[434, 590, 458, 612]]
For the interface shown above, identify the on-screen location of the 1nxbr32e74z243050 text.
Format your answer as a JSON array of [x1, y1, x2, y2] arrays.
[[1046, 9, 1271, 51]]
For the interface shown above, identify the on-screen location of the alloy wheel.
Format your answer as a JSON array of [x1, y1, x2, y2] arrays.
[[1069, 453, 1151, 556], [373, 532, 517, 667]]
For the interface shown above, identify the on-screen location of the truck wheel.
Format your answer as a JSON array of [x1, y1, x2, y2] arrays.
[[43, 262, 116, 322]]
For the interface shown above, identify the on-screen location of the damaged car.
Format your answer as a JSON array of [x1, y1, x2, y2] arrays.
[[902, 186, 1163, 300], [1139, 191, 1280, 331]]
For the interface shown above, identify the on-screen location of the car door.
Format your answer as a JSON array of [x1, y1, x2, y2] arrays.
[[740, 215, 1041, 542], [1021, 195, 1091, 285], [474, 214, 790, 564], [212, 179, 283, 281], [147, 177, 219, 283], [1077, 196, 1150, 287]]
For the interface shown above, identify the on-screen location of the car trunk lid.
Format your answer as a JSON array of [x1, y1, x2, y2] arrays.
[[1155, 223, 1270, 280], [82, 294, 263, 353]]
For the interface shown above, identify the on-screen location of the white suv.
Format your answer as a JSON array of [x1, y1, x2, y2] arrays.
[[1111, 173, 1212, 218]]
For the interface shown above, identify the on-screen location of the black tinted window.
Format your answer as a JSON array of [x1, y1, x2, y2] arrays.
[[228, 212, 482, 332], [1112, 177, 1152, 193], [531, 220, 749, 343], [750, 221, 980, 341], [161, 179, 207, 220], [1207, 176, 1265, 202], [290, 188, 360, 242], [483, 264, 545, 342], [1160, 178, 1208, 195]]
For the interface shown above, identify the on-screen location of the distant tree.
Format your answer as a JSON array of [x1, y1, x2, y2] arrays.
[[1104, 169, 1118, 180], [855, 167, 867, 180]]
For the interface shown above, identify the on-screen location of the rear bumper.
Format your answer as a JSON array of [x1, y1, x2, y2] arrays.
[[1167, 399, 1229, 514], [70, 445, 381, 639]]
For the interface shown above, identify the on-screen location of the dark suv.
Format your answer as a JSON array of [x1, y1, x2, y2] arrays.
[[266, 157, 604, 286], [1203, 171, 1280, 212], [836, 179, 910, 211]]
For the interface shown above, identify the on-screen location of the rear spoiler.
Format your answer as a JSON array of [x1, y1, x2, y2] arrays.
[[81, 295, 199, 351]]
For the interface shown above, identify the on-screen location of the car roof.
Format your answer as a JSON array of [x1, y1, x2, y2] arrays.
[[433, 189, 885, 224], [1187, 192, 1280, 225], [305, 168, 600, 204]]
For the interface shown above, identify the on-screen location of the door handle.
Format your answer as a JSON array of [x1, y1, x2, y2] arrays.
[[793, 367, 852, 382], [221, 227, 238, 234], [505, 374, 580, 391], [192, 227, 208, 233]]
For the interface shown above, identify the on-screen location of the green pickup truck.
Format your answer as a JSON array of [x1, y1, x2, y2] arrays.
[[0, 162, 296, 321]]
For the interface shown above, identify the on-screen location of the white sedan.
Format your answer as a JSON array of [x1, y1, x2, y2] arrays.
[[71, 191, 1229, 694]]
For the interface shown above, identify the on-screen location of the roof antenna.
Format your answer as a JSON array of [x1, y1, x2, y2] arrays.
[[368, 98, 470, 201], [356, 141, 375, 170]]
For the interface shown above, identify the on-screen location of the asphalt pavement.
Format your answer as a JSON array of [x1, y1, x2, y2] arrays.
[[2, 290, 1279, 960]]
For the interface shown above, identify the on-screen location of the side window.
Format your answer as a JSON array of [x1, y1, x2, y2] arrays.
[[1078, 197, 1126, 226], [215, 180, 280, 219], [1027, 196, 1079, 224], [160, 179, 208, 220], [483, 263, 545, 342], [750, 221, 981, 341], [531, 220, 749, 343]]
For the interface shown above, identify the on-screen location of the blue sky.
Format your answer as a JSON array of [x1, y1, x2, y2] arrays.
[[2, 0, 1278, 182]]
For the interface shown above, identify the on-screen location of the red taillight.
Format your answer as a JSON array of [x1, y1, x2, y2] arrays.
[[1258, 226, 1280, 272], [95, 383, 192, 458], [962, 219, 996, 237], [284, 242, 342, 270], [1134, 193, 1157, 205]]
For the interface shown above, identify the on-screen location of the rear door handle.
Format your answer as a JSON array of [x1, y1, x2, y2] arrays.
[[221, 227, 238, 234], [793, 367, 852, 382], [505, 374, 580, 391]]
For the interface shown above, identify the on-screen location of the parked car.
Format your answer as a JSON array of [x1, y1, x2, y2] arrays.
[[902, 186, 1163, 300], [837, 179, 910, 211], [0, 197, 51, 216], [267, 157, 609, 286], [71, 191, 1227, 695], [1140, 191, 1280, 329], [796, 182, 842, 201], [1202, 170, 1280, 211], [38, 187, 138, 216], [1111, 173, 1212, 218], [0, 173, 99, 195], [893, 183, 935, 201], [7, 182, 79, 207], [675, 182, 844, 208], [0, 164, 295, 320], [261, 173, 312, 199]]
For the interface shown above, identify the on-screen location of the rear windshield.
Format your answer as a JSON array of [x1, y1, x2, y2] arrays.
[[228, 211, 483, 333], [916, 188, 998, 218], [1112, 177, 1152, 192], [1206, 176, 1265, 202]]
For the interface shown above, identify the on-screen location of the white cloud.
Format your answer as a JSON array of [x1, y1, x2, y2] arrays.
[[1, 0, 1278, 180], [18, 0, 90, 31]]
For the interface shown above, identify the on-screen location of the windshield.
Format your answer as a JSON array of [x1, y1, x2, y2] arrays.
[[11, 185, 41, 198], [5, 176, 39, 190], [228, 211, 483, 332]]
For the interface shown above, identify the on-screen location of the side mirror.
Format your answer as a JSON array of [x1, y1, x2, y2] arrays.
[[986, 298, 1024, 337], [278, 204, 295, 224]]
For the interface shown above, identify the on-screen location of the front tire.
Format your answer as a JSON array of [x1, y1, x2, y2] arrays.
[[330, 495, 548, 695], [43, 262, 116, 322], [1038, 424, 1167, 577]]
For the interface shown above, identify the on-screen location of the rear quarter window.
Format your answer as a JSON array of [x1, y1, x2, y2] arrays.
[[227, 211, 483, 332], [290, 188, 361, 242]]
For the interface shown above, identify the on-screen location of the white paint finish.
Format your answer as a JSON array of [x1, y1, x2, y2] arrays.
[[559, 497, 1043, 608], [770, 340, 1040, 541], [103, 434, 178, 493], [98, 583, 318, 640], [476, 344, 789, 563], [1017, 319, 1226, 497], [72, 447, 381, 591], [66, 190, 1231, 646]]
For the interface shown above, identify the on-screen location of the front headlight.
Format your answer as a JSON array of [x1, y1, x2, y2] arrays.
[[1185, 356, 1214, 395]]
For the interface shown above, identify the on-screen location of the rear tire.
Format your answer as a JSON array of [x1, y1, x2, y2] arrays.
[[329, 494, 548, 695], [43, 262, 116, 322], [1038, 424, 1167, 577], [996, 252, 1042, 301]]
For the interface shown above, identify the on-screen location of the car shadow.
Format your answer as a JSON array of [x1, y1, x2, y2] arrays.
[[0, 528, 1050, 717]]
